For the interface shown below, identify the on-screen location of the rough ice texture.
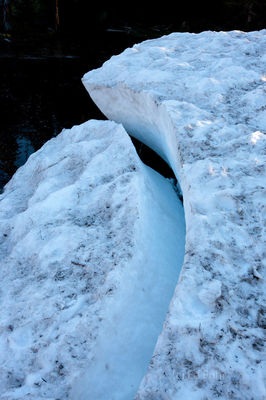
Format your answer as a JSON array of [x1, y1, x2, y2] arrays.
[[0, 120, 185, 399], [83, 31, 266, 399]]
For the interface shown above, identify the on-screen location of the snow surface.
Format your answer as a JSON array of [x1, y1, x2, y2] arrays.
[[83, 30, 266, 399], [0, 120, 185, 399]]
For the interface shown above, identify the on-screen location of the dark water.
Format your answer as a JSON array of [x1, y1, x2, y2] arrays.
[[0, 55, 106, 189]]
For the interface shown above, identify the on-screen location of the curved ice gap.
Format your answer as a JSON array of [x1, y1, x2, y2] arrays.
[[83, 84, 183, 185], [130, 135, 175, 179], [74, 80, 187, 400], [72, 165, 185, 400]]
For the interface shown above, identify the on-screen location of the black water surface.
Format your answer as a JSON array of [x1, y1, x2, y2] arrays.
[[0, 55, 106, 189]]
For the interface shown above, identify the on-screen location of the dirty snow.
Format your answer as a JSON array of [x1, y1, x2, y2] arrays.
[[83, 30, 266, 399]]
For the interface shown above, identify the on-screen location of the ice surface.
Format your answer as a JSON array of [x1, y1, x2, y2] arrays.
[[83, 30, 266, 399], [0, 120, 185, 399]]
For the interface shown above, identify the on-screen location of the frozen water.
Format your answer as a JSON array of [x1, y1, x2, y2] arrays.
[[83, 30, 266, 399]]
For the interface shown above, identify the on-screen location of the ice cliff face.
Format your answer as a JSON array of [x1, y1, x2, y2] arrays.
[[0, 120, 185, 399], [83, 31, 266, 399]]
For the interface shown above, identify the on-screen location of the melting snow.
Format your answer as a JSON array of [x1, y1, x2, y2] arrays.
[[83, 30, 266, 399]]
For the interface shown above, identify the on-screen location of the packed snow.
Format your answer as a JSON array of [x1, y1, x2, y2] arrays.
[[83, 30, 266, 399], [0, 120, 185, 399]]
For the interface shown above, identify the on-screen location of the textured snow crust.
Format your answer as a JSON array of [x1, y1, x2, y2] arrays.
[[0, 120, 185, 399], [83, 31, 266, 399]]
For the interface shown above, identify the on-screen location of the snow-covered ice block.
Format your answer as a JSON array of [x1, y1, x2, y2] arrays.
[[0, 120, 185, 399], [83, 31, 266, 399]]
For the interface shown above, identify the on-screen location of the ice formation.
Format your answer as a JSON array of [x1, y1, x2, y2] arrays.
[[0, 120, 185, 399], [83, 30, 266, 399], [0, 29, 265, 400]]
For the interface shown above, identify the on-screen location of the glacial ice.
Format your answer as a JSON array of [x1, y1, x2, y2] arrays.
[[83, 30, 266, 399]]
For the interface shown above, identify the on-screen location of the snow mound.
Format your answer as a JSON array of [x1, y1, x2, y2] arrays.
[[83, 31, 266, 399], [0, 120, 185, 399]]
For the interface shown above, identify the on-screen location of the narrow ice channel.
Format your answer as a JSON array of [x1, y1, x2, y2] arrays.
[[72, 158, 185, 400]]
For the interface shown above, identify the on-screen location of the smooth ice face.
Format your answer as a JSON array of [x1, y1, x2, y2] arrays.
[[83, 31, 266, 399], [0, 120, 185, 399], [72, 164, 185, 400]]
